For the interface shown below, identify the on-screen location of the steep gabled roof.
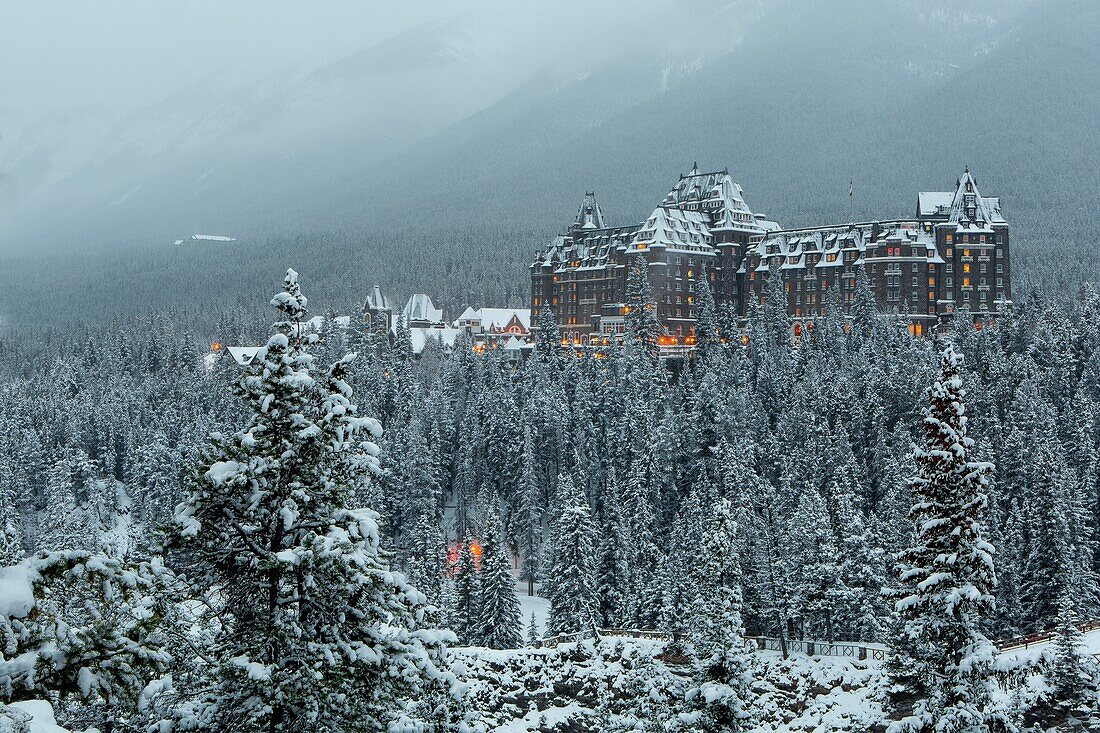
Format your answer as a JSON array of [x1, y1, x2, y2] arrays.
[[632, 206, 712, 250], [947, 168, 1001, 226], [403, 294, 444, 324], [366, 285, 390, 311], [574, 192, 606, 230]]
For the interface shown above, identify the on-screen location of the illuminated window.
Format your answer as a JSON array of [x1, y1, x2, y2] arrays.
[[963, 249, 970, 257], [963, 277, 970, 287], [963, 264, 971, 273], [928, 277, 935, 287], [946, 234, 953, 244]]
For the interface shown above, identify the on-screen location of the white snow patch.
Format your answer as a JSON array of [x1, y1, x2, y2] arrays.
[[0, 563, 35, 617]]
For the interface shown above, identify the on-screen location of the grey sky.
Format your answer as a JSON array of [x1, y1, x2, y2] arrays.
[[1, 1, 452, 119]]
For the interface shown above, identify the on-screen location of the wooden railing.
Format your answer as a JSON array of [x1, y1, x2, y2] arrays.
[[534, 620, 1100, 661], [995, 619, 1100, 652], [534, 628, 885, 661], [745, 636, 887, 661]]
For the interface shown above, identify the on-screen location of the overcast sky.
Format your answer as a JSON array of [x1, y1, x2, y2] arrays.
[[1, 2, 466, 119]]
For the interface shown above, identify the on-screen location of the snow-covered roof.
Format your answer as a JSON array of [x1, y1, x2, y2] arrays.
[[403, 294, 444, 325], [632, 206, 712, 251], [574, 192, 606, 230], [454, 307, 532, 331], [190, 234, 236, 242], [227, 346, 261, 366], [662, 164, 763, 234], [366, 285, 390, 311], [918, 169, 1005, 226], [916, 192, 953, 218], [502, 335, 529, 351]]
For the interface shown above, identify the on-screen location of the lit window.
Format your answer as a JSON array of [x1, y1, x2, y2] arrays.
[[963, 277, 970, 287], [963, 264, 971, 273]]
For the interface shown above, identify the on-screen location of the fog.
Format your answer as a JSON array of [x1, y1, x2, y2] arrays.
[[1, 0, 1098, 328], [0, 0, 746, 253]]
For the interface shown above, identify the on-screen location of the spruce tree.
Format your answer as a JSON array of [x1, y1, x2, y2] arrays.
[[687, 498, 750, 732], [475, 504, 523, 649], [1042, 595, 1100, 731], [693, 262, 721, 363], [596, 467, 631, 628], [451, 540, 479, 645], [526, 612, 541, 646], [625, 254, 660, 362], [169, 269, 451, 732], [546, 473, 597, 635], [887, 342, 999, 733]]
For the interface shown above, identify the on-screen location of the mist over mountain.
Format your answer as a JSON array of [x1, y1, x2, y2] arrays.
[[1, 0, 1097, 327]]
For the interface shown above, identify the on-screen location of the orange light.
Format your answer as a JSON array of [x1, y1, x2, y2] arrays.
[[740, 333, 749, 345], [211, 342, 222, 351], [469, 542, 482, 560]]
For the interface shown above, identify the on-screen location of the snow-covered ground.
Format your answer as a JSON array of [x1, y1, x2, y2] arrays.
[[997, 626, 1100, 667], [515, 579, 549, 637]]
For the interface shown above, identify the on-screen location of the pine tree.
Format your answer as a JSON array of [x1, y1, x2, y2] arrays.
[[1042, 595, 1100, 731], [169, 269, 452, 732], [475, 504, 523, 649], [693, 262, 721, 364], [625, 254, 660, 362], [0, 466, 23, 565], [687, 498, 750, 732], [887, 342, 999, 733], [546, 473, 597, 635], [596, 468, 630, 628], [526, 612, 541, 646], [451, 540, 479, 645]]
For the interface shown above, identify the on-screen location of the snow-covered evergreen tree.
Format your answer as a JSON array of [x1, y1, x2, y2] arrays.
[[474, 504, 523, 649], [686, 498, 750, 732], [546, 473, 597, 635], [169, 269, 452, 732], [451, 540, 479, 645], [887, 342, 999, 733], [1039, 596, 1100, 731]]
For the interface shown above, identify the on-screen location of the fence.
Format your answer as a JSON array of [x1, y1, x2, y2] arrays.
[[745, 635, 888, 662], [534, 628, 885, 661], [996, 619, 1100, 652]]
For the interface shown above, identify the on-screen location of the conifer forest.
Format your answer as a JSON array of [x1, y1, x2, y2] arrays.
[[4, 2, 1100, 731]]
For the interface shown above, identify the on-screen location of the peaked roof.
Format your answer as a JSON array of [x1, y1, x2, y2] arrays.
[[917, 168, 1005, 225], [662, 164, 763, 233], [633, 206, 712, 250], [454, 307, 531, 330], [227, 346, 261, 366], [947, 168, 1002, 226], [365, 285, 390, 311], [403, 294, 443, 324], [574, 192, 606, 230]]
